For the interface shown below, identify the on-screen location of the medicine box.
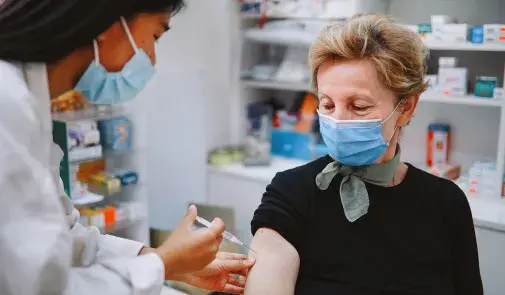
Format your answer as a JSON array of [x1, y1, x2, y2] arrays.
[[474, 76, 498, 98], [431, 15, 457, 25], [271, 129, 312, 161], [483, 24, 505, 36], [471, 26, 484, 44], [432, 24, 469, 35], [439, 57, 457, 68], [438, 68, 468, 96], [494, 88, 505, 100]]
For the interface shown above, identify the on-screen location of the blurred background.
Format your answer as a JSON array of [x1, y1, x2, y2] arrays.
[[51, 0, 505, 294]]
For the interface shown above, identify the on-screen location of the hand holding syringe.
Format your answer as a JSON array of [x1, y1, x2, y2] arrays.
[[196, 216, 256, 253]]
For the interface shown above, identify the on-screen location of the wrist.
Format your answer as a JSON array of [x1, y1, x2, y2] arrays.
[[155, 248, 178, 280]]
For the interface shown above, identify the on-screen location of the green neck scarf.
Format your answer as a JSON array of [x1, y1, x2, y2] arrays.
[[315, 147, 401, 222]]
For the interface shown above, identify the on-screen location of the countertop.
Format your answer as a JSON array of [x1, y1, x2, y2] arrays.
[[208, 157, 505, 233]]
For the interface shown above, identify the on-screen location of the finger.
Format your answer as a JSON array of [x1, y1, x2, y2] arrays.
[[228, 274, 247, 288], [216, 235, 224, 245], [216, 256, 255, 271], [222, 284, 244, 295], [181, 204, 198, 228], [216, 252, 249, 260], [209, 217, 226, 236], [231, 268, 249, 277]]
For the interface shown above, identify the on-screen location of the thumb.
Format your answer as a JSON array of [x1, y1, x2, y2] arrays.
[[181, 204, 197, 228]]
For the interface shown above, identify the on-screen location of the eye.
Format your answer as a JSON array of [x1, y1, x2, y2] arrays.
[[155, 25, 171, 42], [351, 104, 371, 113], [318, 97, 335, 113]]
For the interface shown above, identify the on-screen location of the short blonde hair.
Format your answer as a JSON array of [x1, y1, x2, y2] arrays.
[[309, 13, 429, 99]]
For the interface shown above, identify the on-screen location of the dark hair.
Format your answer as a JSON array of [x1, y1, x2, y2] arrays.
[[0, 0, 185, 63]]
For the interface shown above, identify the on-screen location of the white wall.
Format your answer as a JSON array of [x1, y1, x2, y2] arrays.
[[141, 0, 235, 230]]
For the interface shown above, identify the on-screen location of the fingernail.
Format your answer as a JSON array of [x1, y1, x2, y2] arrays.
[[248, 257, 256, 263]]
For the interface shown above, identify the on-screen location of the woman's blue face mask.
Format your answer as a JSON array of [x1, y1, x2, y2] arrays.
[[318, 103, 401, 167], [74, 17, 156, 104]]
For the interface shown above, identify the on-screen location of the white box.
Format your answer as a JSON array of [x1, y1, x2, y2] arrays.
[[494, 88, 505, 100], [438, 68, 468, 97], [483, 24, 505, 35], [432, 33, 467, 43], [439, 57, 458, 68], [433, 23, 469, 35], [484, 35, 505, 44], [431, 15, 457, 25]]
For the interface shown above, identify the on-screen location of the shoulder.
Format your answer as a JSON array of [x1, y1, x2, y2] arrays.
[[0, 60, 30, 99], [407, 163, 471, 216], [0, 61, 40, 142]]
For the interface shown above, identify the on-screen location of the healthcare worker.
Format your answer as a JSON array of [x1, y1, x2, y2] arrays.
[[0, 1, 255, 294]]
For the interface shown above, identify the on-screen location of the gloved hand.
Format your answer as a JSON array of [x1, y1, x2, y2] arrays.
[[172, 252, 255, 294], [155, 205, 225, 279]]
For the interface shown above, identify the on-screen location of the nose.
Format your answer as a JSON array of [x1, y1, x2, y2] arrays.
[[330, 104, 351, 121]]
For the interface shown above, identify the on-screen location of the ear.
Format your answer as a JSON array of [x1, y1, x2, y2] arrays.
[[397, 94, 419, 127], [96, 21, 122, 43]]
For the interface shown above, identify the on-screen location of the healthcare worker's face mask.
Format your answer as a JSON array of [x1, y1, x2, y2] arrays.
[[318, 103, 401, 167], [75, 17, 156, 104]]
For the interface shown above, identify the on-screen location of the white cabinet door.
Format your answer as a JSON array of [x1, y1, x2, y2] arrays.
[[475, 227, 505, 295], [207, 172, 268, 245]]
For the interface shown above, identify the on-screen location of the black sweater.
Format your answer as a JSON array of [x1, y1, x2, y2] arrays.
[[252, 156, 483, 295]]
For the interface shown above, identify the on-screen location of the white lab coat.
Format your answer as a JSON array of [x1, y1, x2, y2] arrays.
[[0, 60, 165, 295]]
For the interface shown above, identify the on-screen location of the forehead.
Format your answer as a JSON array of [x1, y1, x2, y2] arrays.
[[316, 59, 390, 99]]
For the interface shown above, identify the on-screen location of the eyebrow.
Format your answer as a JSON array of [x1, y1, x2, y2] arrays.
[[317, 92, 375, 102]]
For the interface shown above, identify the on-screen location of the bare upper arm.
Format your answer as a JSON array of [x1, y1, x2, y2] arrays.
[[245, 228, 300, 295]]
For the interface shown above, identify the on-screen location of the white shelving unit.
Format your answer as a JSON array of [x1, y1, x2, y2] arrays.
[[234, 13, 505, 198], [52, 105, 149, 245]]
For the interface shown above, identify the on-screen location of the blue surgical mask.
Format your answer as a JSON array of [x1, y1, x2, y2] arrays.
[[75, 17, 156, 104], [318, 103, 401, 166]]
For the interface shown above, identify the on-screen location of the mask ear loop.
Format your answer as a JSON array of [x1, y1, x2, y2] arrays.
[[93, 40, 100, 65], [120, 17, 139, 54], [383, 101, 404, 145]]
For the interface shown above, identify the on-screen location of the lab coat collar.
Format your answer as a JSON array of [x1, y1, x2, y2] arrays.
[[22, 63, 51, 102]]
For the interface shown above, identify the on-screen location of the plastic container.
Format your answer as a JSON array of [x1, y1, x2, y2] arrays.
[[427, 123, 450, 167], [474, 76, 498, 98]]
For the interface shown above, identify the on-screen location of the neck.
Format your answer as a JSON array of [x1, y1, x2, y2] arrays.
[[46, 49, 93, 98], [376, 131, 400, 164]]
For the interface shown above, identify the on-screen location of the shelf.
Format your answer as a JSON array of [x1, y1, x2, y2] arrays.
[[52, 106, 127, 123], [72, 193, 104, 206], [420, 93, 503, 107], [242, 79, 504, 107], [97, 218, 144, 234], [243, 29, 505, 52], [424, 41, 505, 52], [242, 79, 309, 91], [241, 12, 341, 21]]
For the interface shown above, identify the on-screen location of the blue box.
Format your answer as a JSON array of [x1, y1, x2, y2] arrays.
[[98, 116, 133, 152], [271, 129, 312, 161], [471, 26, 484, 44]]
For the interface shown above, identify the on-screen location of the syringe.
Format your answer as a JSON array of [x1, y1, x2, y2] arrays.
[[195, 216, 256, 253]]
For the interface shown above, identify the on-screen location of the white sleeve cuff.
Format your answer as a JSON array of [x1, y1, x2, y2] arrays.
[[101, 252, 165, 294], [97, 234, 144, 261]]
